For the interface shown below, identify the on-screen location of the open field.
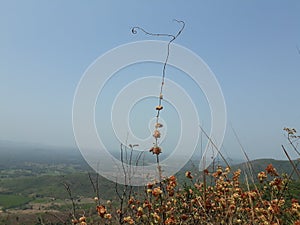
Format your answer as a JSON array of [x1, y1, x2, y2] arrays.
[[0, 194, 32, 209]]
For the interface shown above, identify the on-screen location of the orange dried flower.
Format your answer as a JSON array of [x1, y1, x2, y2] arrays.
[[153, 130, 161, 138], [96, 205, 106, 217], [169, 175, 176, 182], [143, 200, 152, 210], [204, 169, 209, 175], [147, 182, 154, 189], [265, 164, 279, 176], [71, 219, 78, 224], [136, 206, 143, 217], [294, 220, 300, 225], [156, 105, 163, 111], [155, 123, 163, 128], [123, 216, 134, 224], [152, 187, 163, 197], [150, 146, 162, 155], [185, 171, 193, 179], [152, 212, 161, 223], [79, 216, 86, 222], [104, 213, 112, 219], [258, 171, 267, 182], [165, 216, 176, 224], [128, 197, 135, 205]]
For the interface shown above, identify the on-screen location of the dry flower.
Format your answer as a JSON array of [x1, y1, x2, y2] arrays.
[[96, 205, 106, 217], [155, 123, 163, 128], [153, 130, 161, 138], [258, 171, 267, 182], [156, 105, 163, 111], [71, 219, 78, 224], [165, 216, 176, 224], [123, 216, 134, 224], [149, 146, 162, 155], [266, 164, 279, 176], [104, 213, 112, 219], [152, 187, 163, 197], [147, 182, 154, 189], [79, 216, 86, 222], [185, 171, 193, 179]]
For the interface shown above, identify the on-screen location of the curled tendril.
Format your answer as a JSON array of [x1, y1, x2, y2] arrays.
[[131, 19, 185, 41], [131, 26, 175, 39], [131, 27, 138, 34], [131, 19, 185, 92]]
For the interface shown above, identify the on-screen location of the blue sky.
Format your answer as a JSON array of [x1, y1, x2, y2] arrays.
[[0, 1, 300, 160]]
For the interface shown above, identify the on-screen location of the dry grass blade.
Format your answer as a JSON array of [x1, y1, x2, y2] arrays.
[[199, 125, 230, 169], [282, 144, 300, 179]]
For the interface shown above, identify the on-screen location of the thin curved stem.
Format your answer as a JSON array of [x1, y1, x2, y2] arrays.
[[132, 20, 185, 148]]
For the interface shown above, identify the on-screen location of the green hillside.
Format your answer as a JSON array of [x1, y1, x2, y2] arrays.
[[232, 158, 300, 180]]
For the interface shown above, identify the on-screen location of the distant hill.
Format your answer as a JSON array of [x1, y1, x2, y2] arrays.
[[176, 157, 299, 182], [231, 158, 300, 180], [0, 140, 87, 169]]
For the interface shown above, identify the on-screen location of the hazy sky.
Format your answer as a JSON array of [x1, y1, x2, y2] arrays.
[[1, 1, 300, 160]]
